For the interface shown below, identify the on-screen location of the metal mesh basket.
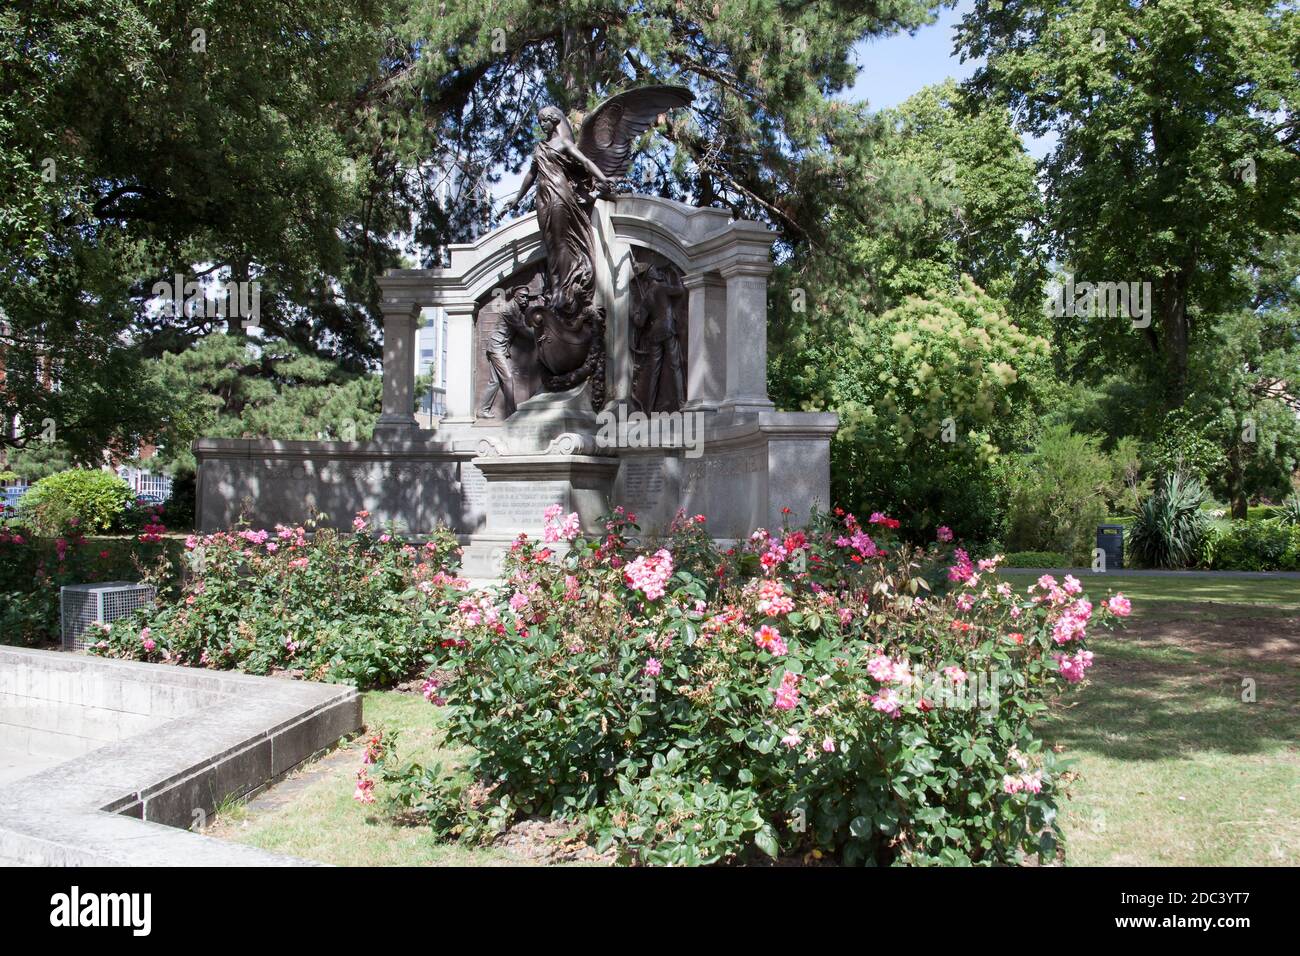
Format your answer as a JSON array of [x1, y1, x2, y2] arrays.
[[60, 582, 157, 651]]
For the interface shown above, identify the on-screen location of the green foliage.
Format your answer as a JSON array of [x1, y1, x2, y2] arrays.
[[781, 278, 1050, 543], [150, 334, 383, 472], [0, 273, 177, 466], [1, 1, 392, 464], [1, 443, 75, 483], [0, 529, 179, 647], [1202, 520, 1300, 572], [375, 507, 1129, 866], [1190, 236, 1300, 515], [1127, 472, 1211, 569], [90, 514, 463, 689], [767, 80, 1052, 540], [362, 730, 513, 845], [164, 470, 197, 532], [19, 469, 135, 535], [1001, 551, 1071, 569], [1006, 426, 1129, 563], [1279, 493, 1300, 527], [959, 0, 1300, 406], [1142, 409, 1228, 485], [1105, 437, 1150, 516], [855, 81, 1047, 322], [1, 0, 392, 355], [588, 757, 769, 866]]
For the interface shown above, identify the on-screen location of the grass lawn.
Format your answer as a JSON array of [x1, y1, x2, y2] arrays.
[[1044, 596, 1299, 865], [1001, 570, 1300, 608], [209, 578, 1299, 867], [207, 692, 522, 865]]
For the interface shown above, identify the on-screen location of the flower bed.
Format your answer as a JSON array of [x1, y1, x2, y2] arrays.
[[87, 514, 464, 688], [0, 504, 181, 647], [361, 506, 1130, 866]]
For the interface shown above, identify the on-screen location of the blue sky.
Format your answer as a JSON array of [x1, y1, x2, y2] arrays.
[[847, 1, 1056, 159], [847, 1, 979, 112]]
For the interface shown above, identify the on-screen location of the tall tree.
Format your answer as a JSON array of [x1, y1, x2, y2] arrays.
[[957, 0, 1300, 408], [3, 0, 942, 460], [2, 0, 393, 364], [831, 79, 1046, 322], [1191, 234, 1300, 516]]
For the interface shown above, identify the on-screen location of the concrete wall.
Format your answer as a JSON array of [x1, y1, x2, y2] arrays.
[[195, 437, 470, 534], [0, 657, 226, 763], [0, 647, 361, 866]]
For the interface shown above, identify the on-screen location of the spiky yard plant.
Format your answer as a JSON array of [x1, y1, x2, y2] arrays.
[[1127, 472, 1210, 569], [1278, 492, 1300, 527]]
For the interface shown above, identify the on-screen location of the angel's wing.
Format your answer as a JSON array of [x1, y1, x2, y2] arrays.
[[576, 85, 694, 180]]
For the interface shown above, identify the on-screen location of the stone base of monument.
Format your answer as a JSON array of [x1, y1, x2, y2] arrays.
[[459, 454, 620, 578], [195, 407, 839, 570], [453, 384, 613, 577], [193, 435, 465, 535], [606, 408, 840, 537]]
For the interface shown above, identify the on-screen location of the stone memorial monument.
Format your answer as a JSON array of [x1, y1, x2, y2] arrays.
[[195, 86, 838, 576]]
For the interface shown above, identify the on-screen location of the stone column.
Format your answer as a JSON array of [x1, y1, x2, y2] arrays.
[[719, 262, 775, 417], [375, 301, 421, 435], [440, 301, 477, 425], [593, 199, 634, 407], [682, 271, 726, 411]]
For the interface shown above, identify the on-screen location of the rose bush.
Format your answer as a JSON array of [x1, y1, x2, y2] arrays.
[[0, 506, 179, 646], [372, 505, 1128, 866], [89, 513, 464, 688]]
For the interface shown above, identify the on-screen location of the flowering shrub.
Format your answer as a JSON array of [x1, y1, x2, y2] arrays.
[[89, 513, 464, 688], [0, 512, 178, 646], [383, 506, 1127, 865]]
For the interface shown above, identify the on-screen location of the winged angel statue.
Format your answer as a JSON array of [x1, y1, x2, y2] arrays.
[[504, 86, 693, 407]]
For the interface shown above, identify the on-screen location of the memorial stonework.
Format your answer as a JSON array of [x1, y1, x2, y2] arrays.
[[195, 88, 837, 576]]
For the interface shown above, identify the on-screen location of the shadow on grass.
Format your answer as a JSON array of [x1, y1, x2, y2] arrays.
[[1000, 571, 1300, 608], [1043, 634, 1299, 763]]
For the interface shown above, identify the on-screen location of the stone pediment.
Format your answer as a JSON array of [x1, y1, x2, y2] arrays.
[[380, 194, 774, 310]]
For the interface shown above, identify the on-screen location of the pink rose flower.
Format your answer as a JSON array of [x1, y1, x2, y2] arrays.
[[1106, 594, 1132, 616]]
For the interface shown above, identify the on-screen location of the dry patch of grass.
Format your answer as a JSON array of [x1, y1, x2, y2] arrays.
[[1047, 601, 1300, 866]]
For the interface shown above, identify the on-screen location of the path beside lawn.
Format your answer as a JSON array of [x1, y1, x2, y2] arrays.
[[208, 578, 1299, 866]]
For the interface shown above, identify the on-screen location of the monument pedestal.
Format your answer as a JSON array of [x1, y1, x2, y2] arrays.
[[459, 454, 619, 578], [456, 383, 618, 578]]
